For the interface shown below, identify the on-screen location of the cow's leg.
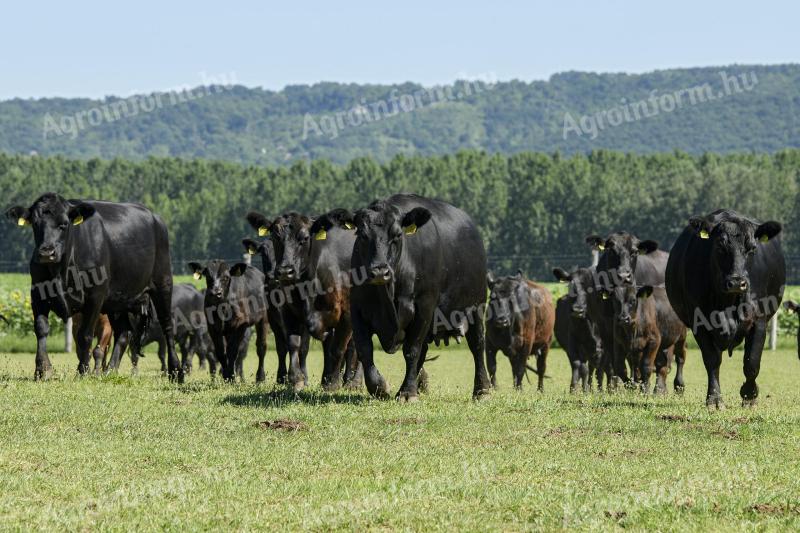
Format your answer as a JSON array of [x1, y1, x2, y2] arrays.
[[342, 339, 363, 389], [287, 333, 304, 392], [397, 316, 431, 402], [74, 310, 100, 376], [322, 326, 351, 392], [106, 313, 132, 373], [673, 333, 687, 393], [209, 332, 226, 381], [579, 357, 590, 393], [569, 345, 581, 393], [273, 327, 289, 384], [466, 320, 492, 399], [299, 331, 310, 386], [697, 333, 724, 409], [255, 320, 268, 383], [152, 282, 183, 383], [486, 344, 498, 388], [178, 335, 193, 375], [639, 343, 659, 394], [234, 329, 250, 382], [223, 330, 245, 382], [741, 320, 767, 407], [352, 311, 389, 399], [416, 343, 429, 393], [31, 298, 53, 380], [536, 346, 548, 392], [654, 347, 673, 395]]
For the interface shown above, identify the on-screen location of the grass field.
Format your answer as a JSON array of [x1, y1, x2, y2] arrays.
[[2, 339, 800, 531]]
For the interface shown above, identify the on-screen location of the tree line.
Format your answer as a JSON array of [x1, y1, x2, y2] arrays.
[[1, 149, 799, 280]]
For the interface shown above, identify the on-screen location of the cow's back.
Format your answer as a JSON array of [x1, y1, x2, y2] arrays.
[[387, 194, 487, 312], [527, 281, 554, 345]]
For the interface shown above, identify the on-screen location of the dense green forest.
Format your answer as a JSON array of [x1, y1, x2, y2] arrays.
[[2, 150, 800, 280], [1, 65, 798, 165]]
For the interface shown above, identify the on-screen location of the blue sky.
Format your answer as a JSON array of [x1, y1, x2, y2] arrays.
[[2, 0, 797, 99]]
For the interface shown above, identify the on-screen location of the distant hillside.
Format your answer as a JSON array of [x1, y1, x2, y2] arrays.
[[1, 64, 798, 165]]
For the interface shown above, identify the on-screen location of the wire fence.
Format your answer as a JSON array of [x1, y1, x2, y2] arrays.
[[4, 255, 800, 283]]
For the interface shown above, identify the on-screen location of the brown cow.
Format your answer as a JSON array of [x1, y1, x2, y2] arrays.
[[604, 284, 687, 394], [486, 271, 555, 391], [72, 313, 113, 375]]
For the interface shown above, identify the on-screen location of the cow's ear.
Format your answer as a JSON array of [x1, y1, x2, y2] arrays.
[[783, 300, 799, 313], [188, 262, 204, 280], [242, 238, 263, 256], [755, 221, 781, 243], [401, 207, 432, 235], [689, 216, 713, 239], [6, 206, 31, 226], [637, 285, 654, 299], [553, 268, 571, 283], [246, 211, 272, 237], [486, 272, 495, 288], [637, 240, 658, 254], [67, 202, 95, 226], [325, 208, 355, 230], [585, 235, 605, 250], [230, 263, 248, 277]]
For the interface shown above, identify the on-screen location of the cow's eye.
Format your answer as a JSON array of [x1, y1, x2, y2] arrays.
[[58, 223, 67, 230]]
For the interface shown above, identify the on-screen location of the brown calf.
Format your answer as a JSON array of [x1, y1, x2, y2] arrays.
[[486, 272, 555, 391]]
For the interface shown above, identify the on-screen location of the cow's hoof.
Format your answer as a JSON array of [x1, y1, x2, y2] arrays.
[[396, 391, 419, 403], [34, 367, 53, 381], [472, 388, 492, 401], [321, 381, 341, 393], [368, 379, 391, 400], [292, 381, 305, 393], [706, 396, 725, 411], [674, 384, 685, 395], [343, 379, 363, 390], [741, 397, 758, 408], [255, 373, 266, 384]]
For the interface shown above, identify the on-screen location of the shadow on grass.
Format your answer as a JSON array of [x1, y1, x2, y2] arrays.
[[221, 386, 371, 408]]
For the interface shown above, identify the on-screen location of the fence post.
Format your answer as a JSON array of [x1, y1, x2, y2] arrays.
[[770, 313, 777, 351], [65, 317, 73, 353]]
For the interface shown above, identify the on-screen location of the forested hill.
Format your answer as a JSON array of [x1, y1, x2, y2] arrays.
[[1, 64, 798, 165]]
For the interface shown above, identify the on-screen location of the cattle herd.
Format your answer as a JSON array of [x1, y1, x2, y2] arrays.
[[4, 192, 790, 408]]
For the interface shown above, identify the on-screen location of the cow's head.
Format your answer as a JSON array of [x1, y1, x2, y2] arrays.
[[242, 238, 278, 286], [487, 270, 530, 330], [188, 260, 247, 303], [688, 213, 781, 295], [352, 201, 431, 285], [602, 284, 653, 329], [586, 232, 657, 287], [553, 267, 595, 319], [6, 193, 95, 264], [247, 211, 312, 284]]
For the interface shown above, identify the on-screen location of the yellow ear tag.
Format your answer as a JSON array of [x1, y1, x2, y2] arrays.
[[344, 222, 354, 230], [193, 272, 202, 280], [759, 234, 769, 243], [403, 223, 417, 235], [601, 292, 609, 300], [17, 217, 28, 226], [72, 215, 84, 226], [315, 229, 327, 241], [699, 230, 709, 239], [597, 244, 605, 250], [247, 247, 257, 255], [258, 226, 269, 237]]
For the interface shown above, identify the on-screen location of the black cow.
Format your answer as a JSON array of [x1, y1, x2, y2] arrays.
[[666, 210, 784, 408], [782, 300, 800, 360], [129, 283, 216, 375], [585, 232, 668, 386], [348, 194, 492, 401], [245, 212, 312, 392], [307, 209, 363, 391], [603, 284, 687, 394], [553, 267, 603, 392], [5, 193, 182, 380], [188, 260, 269, 382]]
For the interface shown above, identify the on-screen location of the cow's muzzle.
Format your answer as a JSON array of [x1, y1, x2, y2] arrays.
[[278, 265, 297, 282], [36, 245, 59, 263], [367, 264, 392, 285], [724, 276, 749, 294], [571, 305, 586, 318]]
